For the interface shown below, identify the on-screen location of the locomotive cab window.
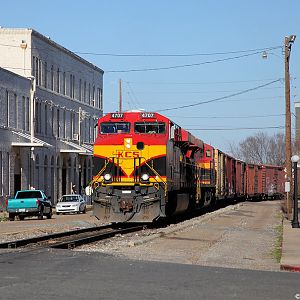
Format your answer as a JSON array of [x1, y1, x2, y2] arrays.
[[206, 150, 211, 158], [134, 122, 166, 134], [100, 122, 130, 134]]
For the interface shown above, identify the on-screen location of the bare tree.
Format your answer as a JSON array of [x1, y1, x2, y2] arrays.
[[229, 132, 285, 166]]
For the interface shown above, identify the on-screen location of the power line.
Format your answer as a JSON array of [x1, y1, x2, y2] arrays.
[[106, 51, 264, 73], [167, 113, 285, 119], [125, 77, 286, 85], [186, 126, 284, 131], [130, 86, 285, 95], [0, 43, 282, 57], [125, 81, 143, 109], [75, 46, 282, 57], [157, 79, 282, 112]]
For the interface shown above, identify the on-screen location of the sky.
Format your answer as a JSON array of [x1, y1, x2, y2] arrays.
[[1, 0, 300, 151]]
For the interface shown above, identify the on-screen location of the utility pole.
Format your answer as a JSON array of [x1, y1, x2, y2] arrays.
[[119, 79, 122, 113], [285, 35, 296, 217]]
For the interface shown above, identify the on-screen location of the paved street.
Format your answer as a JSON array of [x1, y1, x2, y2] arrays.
[[0, 249, 299, 300]]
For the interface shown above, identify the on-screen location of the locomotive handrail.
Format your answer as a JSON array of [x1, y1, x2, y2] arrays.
[[89, 160, 109, 187], [141, 159, 168, 197], [89, 156, 168, 197]]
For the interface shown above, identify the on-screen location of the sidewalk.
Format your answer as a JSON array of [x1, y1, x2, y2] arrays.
[[280, 212, 300, 272]]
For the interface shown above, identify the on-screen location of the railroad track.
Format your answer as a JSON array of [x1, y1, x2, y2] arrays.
[[0, 224, 145, 250]]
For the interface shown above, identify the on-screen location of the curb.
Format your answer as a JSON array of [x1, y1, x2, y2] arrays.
[[280, 264, 300, 272]]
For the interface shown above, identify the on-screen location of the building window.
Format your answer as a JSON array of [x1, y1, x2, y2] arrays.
[[97, 88, 103, 109], [99, 88, 103, 109], [63, 110, 66, 138], [88, 83, 91, 105], [69, 74, 75, 98], [44, 62, 48, 88], [6, 91, 9, 127], [84, 81, 87, 103], [84, 119, 87, 142], [70, 74, 72, 98], [52, 107, 55, 136], [93, 119, 97, 142], [51, 65, 54, 91], [39, 102, 42, 134], [79, 79, 82, 101], [72, 75, 75, 98], [14, 94, 18, 129], [33, 57, 41, 86], [63, 72, 66, 95], [22, 96, 26, 130], [45, 105, 48, 136], [26, 97, 30, 131], [92, 85, 95, 107], [57, 68, 60, 93], [38, 59, 42, 86], [32, 56, 36, 80], [35, 101, 39, 133], [57, 109, 60, 138], [70, 112, 74, 139], [89, 118, 92, 143]]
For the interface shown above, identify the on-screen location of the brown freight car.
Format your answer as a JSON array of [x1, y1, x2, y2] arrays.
[[235, 160, 246, 200], [245, 164, 261, 200], [260, 165, 285, 199], [245, 164, 285, 200], [214, 149, 246, 201]]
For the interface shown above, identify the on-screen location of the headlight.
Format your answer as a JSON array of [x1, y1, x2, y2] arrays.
[[141, 173, 149, 181], [104, 173, 112, 181]]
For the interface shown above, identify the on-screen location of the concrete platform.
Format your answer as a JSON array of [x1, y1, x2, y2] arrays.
[[280, 216, 300, 272]]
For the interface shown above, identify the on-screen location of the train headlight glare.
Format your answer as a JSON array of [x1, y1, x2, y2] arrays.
[[141, 173, 149, 181], [104, 173, 112, 181]]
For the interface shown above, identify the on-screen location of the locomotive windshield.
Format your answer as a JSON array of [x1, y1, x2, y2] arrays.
[[134, 122, 166, 134], [100, 122, 130, 134]]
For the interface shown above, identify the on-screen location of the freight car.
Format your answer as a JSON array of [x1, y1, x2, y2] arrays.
[[91, 111, 285, 223], [245, 164, 285, 200]]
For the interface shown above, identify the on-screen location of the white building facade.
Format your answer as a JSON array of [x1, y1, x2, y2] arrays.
[[0, 28, 103, 209]]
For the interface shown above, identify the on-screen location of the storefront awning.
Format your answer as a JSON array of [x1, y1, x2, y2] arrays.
[[11, 131, 53, 147], [58, 139, 93, 155]]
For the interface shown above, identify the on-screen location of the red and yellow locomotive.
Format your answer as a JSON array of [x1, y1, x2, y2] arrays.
[[91, 111, 285, 223], [91, 111, 214, 223]]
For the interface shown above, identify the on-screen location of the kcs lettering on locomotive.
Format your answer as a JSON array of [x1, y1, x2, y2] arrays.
[[116, 151, 140, 158]]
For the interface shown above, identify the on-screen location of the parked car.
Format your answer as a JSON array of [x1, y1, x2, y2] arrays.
[[7, 190, 52, 221], [55, 194, 86, 214]]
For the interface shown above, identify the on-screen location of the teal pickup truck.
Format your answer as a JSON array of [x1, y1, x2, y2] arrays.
[[7, 190, 53, 221]]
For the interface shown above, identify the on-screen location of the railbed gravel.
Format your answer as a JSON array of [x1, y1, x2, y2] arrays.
[[76, 201, 282, 272]]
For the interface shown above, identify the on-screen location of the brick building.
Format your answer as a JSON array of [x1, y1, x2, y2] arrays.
[[0, 28, 103, 208]]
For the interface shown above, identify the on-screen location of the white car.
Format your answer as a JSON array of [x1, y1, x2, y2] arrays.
[[55, 194, 86, 215]]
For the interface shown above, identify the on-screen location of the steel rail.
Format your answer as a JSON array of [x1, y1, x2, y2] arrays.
[[50, 225, 145, 249], [0, 224, 113, 249]]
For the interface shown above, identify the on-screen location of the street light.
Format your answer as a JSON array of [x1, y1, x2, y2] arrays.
[[291, 155, 300, 228]]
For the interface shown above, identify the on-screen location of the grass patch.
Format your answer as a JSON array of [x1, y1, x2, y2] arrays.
[[271, 214, 283, 263], [0, 212, 8, 222]]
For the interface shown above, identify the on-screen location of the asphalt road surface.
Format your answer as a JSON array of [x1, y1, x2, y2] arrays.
[[0, 249, 299, 300]]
